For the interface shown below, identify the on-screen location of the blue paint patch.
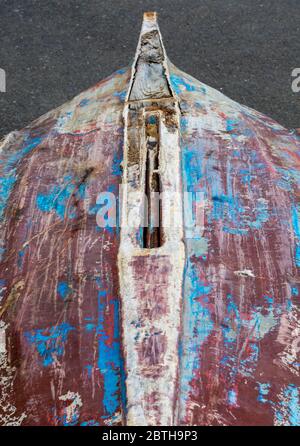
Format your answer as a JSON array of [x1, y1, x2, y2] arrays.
[[79, 98, 90, 107], [223, 226, 248, 236], [292, 204, 300, 267], [239, 168, 255, 187], [169, 74, 204, 96], [186, 147, 270, 235], [183, 150, 203, 191], [36, 174, 86, 220], [57, 281, 72, 300], [0, 136, 42, 220], [170, 74, 195, 94], [85, 364, 93, 378], [220, 355, 230, 365], [17, 249, 25, 268], [247, 199, 269, 230], [96, 287, 123, 417], [291, 286, 298, 296], [180, 117, 189, 133], [222, 294, 241, 343], [210, 193, 269, 233], [54, 406, 80, 426], [275, 384, 300, 426], [25, 323, 74, 367], [277, 167, 300, 191], [220, 293, 278, 381], [0, 176, 16, 219], [3, 136, 43, 173], [263, 295, 273, 305], [116, 68, 127, 75], [226, 119, 238, 133], [257, 382, 271, 403], [56, 111, 73, 131], [81, 420, 100, 426], [0, 247, 5, 261], [0, 278, 6, 304], [113, 90, 127, 102], [85, 323, 95, 332], [112, 151, 123, 177], [228, 389, 237, 406], [179, 257, 214, 409], [286, 299, 293, 312]]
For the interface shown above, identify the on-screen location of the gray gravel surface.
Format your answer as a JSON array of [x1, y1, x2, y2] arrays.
[[0, 0, 300, 137]]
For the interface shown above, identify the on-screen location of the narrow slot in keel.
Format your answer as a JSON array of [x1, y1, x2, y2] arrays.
[[143, 114, 163, 248]]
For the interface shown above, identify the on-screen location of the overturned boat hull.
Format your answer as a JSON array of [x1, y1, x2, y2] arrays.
[[1, 13, 300, 426]]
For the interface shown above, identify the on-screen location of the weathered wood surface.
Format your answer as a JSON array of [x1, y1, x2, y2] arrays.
[[0, 68, 129, 426], [119, 13, 184, 425], [1, 12, 300, 426], [174, 61, 300, 425]]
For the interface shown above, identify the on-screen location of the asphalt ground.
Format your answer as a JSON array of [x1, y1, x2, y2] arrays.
[[0, 0, 300, 137]]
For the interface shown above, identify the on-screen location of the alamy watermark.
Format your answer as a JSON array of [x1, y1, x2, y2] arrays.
[[95, 187, 206, 239], [0, 68, 5, 92], [291, 68, 300, 93]]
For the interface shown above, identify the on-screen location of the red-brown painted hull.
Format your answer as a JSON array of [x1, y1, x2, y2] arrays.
[[1, 15, 300, 426]]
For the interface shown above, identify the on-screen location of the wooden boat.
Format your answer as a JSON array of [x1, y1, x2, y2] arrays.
[[0, 12, 300, 426]]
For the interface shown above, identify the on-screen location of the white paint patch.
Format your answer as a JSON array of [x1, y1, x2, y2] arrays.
[[59, 391, 82, 425], [0, 131, 19, 153], [103, 411, 122, 426], [0, 321, 6, 354], [0, 321, 27, 425], [275, 306, 300, 376], [234, 269, 255, 278]]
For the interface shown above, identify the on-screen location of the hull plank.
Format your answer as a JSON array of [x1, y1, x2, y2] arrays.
[[0, 69, 130, 426]]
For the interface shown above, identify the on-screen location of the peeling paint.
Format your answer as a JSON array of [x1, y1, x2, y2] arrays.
[[0, 12, 300, 427]]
